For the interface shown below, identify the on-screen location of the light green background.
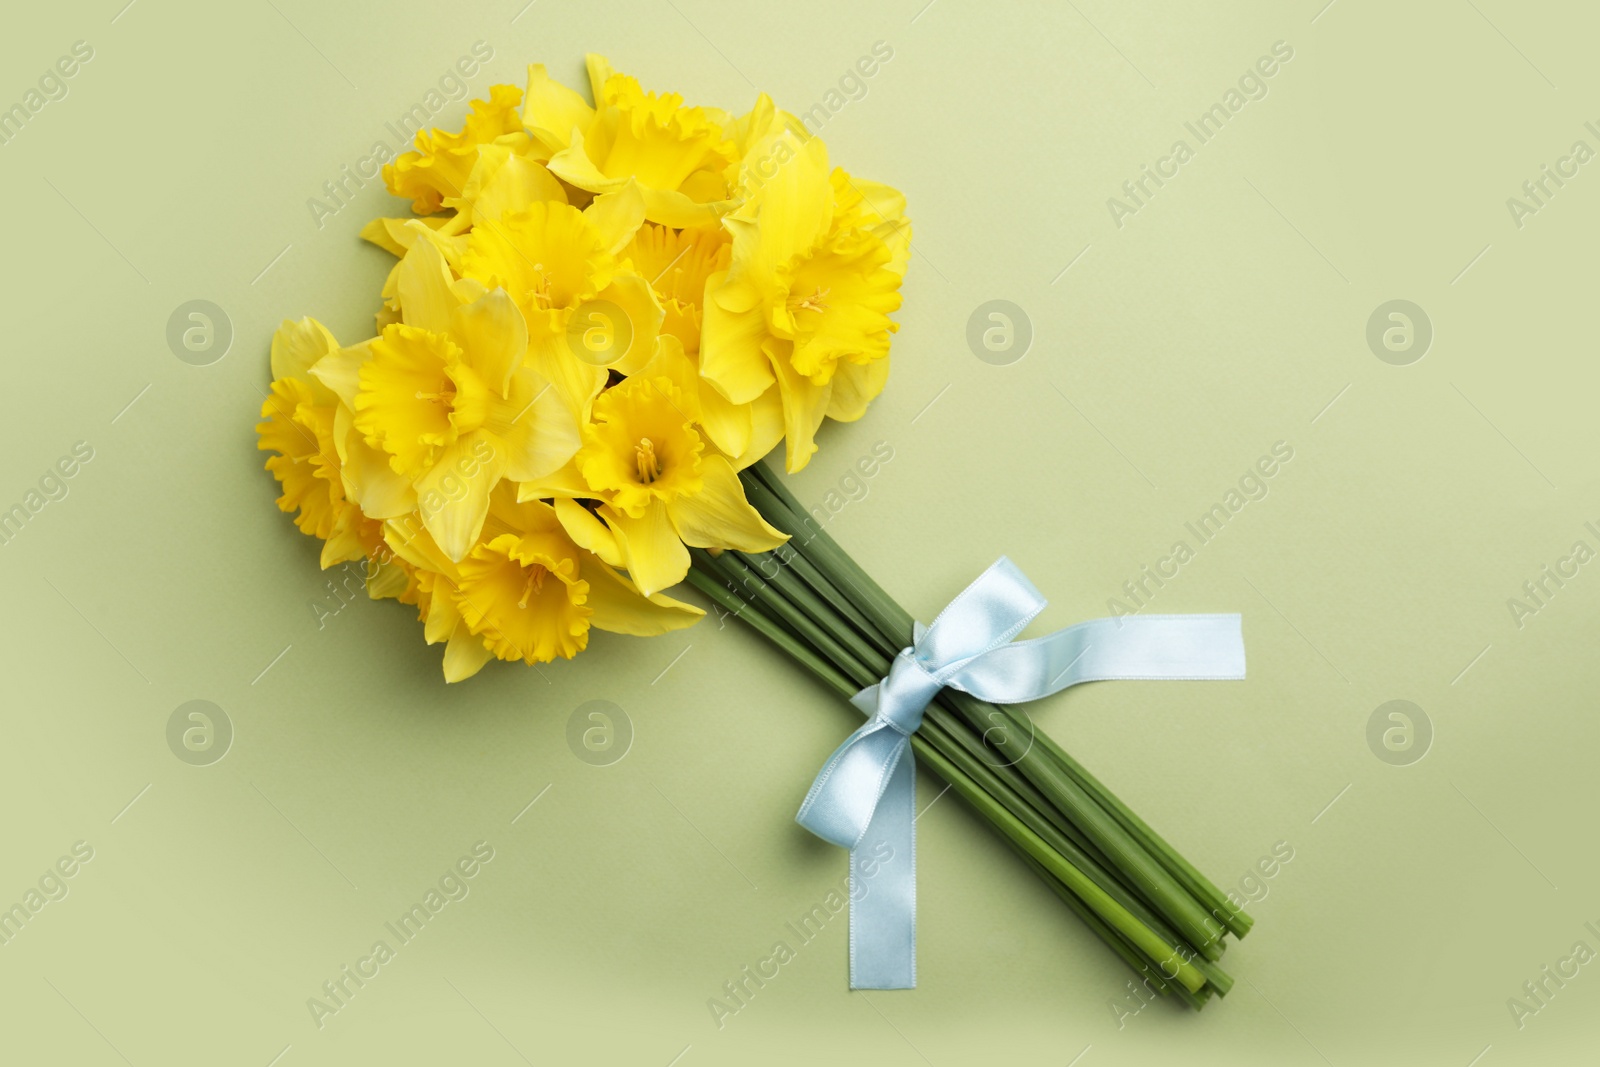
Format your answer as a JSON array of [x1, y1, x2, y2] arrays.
[[2, 1, 1597, 1064]]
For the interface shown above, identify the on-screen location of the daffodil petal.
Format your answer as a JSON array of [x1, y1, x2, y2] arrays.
[[584, 54, 616, 105], [585, 181, 647, 255], [639, 185, 734, 229], [483, 486, 564, 540], [594, 273, 664, 376], [418, 434, 508, 562], [465, 144, 567, 228], [451, 287, 525, 397], [522, 63, 595, 154], [336, 404, 416, 518], [424, 578, 463, 642], [360, 215, 452, 258], [526, 330, 608, 423], [412, 224, 471, 275], [515, 459, 593, 501], [733, 383, 785, 470], [396, 230, 458, 334], [493, 367, 582, 481], [360, 218, 410, 257], [666, 455, 787, 551], [443, 623, 494, 682], [546, 126, 627, 195], [700, 270, 776, 404], [871, 216, 912, 280], [708, 252, 761, 312], [697, 375, 752, 458], [584, 557, 704, 636], [319, 508, 368, 569], [366, 560, 411, 600], [846, 177, 906, 216], [633, 334, 705, 424], [825, 355, 890, 422], [747, 133, 832, 278], [725, 92, 777, 159], [554, 498, 623, 567], [437, 209, 474, 237], [271, 318, 340, 388], [768, 341, 831, 472], [451, 276, 489, 305], [310, 339, 374, 410], [384, 517, 460, 579], [603, 499, 689, 597]]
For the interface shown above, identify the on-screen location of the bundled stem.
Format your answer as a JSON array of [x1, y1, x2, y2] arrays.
[[686, 462, 1251, 1006]]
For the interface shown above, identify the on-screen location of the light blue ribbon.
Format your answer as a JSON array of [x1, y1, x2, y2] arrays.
[[795, 557, 1246, 989]]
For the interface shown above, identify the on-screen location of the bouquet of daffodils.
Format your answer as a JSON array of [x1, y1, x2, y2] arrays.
[[259, 55, 905, 679], [258, 56, 1249, 1005]]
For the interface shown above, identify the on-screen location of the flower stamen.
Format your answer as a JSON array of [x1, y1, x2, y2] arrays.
[[635, 438, 660, 483], [790, 287, 830, 314], [528, 263, 554, 308], [517, 564, 548, 609]]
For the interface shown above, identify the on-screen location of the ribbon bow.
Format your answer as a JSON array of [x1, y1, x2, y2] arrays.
[[795, 557, 1246, 989]]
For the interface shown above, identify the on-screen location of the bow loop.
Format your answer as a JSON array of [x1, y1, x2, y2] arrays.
[[793, 718, 910, 851], [915, 557, 1046, 675]]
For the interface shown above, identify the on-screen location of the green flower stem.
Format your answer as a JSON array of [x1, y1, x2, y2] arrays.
[[1006, 838, 1216, 1009], [724, 463, 1238, 995], [910, 740, 1207, 995], [1024, 723, 1253, 939], [737, 479, 899, 659], [688, 553, 1214, 996], [914, 715, 1226, 990], [741, 467, 910, 644], [742, 462, 1236, 956], [911, 719, 1209, 992], [1005, 842, 1183, 1005], [938, 691, 1227, 959], [724, 547, 1181, 948], [695, 550, 815, 651], [684, 569, 858, 701], [700, 550, 880, 690], [740, 548, 893, 671]]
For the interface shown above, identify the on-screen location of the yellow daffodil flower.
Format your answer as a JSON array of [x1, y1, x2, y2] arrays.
[[368, 131, 571, 261], [258, 319, 406, 593], [624, 222, 728, 356], [385, 84, 537, 215], [700, 132, 909, 471], [258, 373, 341, 541], [362, 142, 572, 336], [262, 55, 913, 681], [384, 488, 701, 678], [358, 215, 458, 330], [377, 514, 494, 682], [573, 369, 785, 596], [459, 183, 662, 419], [310, 250, 582, 562], [257, 318, 359, 549], [524, 55, 739, 228], [620, 222, 785, 463]]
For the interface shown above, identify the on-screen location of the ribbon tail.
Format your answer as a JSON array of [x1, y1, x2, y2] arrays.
[[848, 745, 916, 989], [946, 614, 1247, 703]]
